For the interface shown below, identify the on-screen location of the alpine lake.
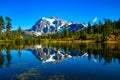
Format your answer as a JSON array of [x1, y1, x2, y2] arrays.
[[0, 42, 120, 80]]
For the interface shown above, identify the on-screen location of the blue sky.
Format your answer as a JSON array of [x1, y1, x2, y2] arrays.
[[0, 0, 120, 30]]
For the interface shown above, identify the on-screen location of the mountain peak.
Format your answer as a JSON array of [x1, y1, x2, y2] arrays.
[[51, 16, 59, 19], [28, 16, 87, 36]]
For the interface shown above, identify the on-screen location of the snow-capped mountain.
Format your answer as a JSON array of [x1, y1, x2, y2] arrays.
[[28, 16, 87, 36]]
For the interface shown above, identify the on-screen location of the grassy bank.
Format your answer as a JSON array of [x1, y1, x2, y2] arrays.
[[1, 38, 120, 45]]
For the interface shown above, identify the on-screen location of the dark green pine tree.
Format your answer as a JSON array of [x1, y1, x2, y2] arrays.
[[5, 17, 12, 39], [106, 19, 112, 35], [87, 21, 93, 34], [79, 30, 87, 40], [112, 21, 116, 34], [17, 26, 22, 35], [0, 16, 5, 34], [6, 17, 12, 32], [98, 20, 102, 33], [102, 26, 108, 42], [93, 23, 99, 34], [64, 23, 69, 38], [117, 19, 120, 29]]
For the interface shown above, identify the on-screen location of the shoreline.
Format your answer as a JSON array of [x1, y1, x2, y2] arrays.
[[48, 39, 120, 44], [0, 39, 120, 44]]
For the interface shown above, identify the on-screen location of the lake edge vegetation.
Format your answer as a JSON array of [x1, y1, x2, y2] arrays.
[[0, 16, 120, 44]]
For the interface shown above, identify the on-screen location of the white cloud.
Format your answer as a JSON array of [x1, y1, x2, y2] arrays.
[[93, 17, 98, 23]]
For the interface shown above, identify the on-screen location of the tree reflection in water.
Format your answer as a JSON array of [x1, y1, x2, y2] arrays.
[[0, 43, 120, 68], [30, 43, 120, 65], [0, 50, 4, 68]]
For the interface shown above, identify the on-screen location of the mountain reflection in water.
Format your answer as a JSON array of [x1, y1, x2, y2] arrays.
[[0, 43, 120, 68], [29, 43, 120, 65], [0, 43, 120, 80]]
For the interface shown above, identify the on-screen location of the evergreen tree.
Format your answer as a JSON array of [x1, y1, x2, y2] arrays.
[[93, 23, 99, 34], [87, 21, 93, 34], [79, 30, 87, 40], [17, 26, 22, 35], [117, 19, 120, 29], [106, 19, 112, 35], [15, 26, 23, 44], [112, 21, 117, 34], [104, 19, 113, 35], [0, 16, 5, 34], [102, 30, 108, 42], [6, 17, 12, 31], [5, 17, 12, 39], [64, 24, 69, 38], [98, 20, 102, 33]]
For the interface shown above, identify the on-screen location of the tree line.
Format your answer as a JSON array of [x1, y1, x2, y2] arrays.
[[0, 15, 120, 44], [0, 16, 29, 44], [0, 16, 22, 40], [38, 18, 120, 42]]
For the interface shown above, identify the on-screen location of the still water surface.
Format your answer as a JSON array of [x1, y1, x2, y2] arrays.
[[0, 43, 120, 80]]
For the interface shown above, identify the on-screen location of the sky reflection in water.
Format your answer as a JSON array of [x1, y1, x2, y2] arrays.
[[0, 43, 120, 80]]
